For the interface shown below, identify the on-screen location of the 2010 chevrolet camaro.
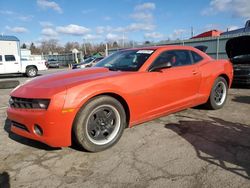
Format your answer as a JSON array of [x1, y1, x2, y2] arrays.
[[7, 46, 233, 152]]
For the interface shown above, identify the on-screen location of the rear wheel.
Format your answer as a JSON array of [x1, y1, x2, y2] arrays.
[[73, 96, 126, 152], [26, 66, 37, 77], [206, 77, 228, 110]]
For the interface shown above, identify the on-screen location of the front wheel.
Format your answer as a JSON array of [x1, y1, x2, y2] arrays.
[[26, 67, 37, 77], [73, 96, 126, 152], [206, 77, 228, 110]]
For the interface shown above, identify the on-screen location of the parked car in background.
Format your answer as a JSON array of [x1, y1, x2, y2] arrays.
[[0, 56, 47, 77], [7, 46, 233, 152], [72, 56, 104, 69], [90, 57, 104, 67], [0, 35, 47, 77], [226, 35, 250, 85], [47, 59, 60, 68]]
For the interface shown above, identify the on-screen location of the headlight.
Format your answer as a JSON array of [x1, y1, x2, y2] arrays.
[[8, 97, 14, 107], [9, 97, 50, 110], [37, 99, 50, 109]]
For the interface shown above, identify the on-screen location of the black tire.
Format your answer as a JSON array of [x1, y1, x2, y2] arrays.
[[73, 96, 126, 152], [206, 77, 228, 110], [26, 66, 37, 77], [0, 80, 20, 89]]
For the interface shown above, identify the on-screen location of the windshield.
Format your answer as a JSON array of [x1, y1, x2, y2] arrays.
[[82, 57, 94, 64], [95, 49, 155, 71]]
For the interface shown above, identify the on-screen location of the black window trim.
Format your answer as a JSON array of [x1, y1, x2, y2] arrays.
[[5, 55, 16, 62], [148, 49, 195, 71]]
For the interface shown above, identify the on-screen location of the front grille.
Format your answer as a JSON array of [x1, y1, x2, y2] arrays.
[[12, 121, 29, 132], [234, 69, 250, 76], [9, 97, 50, 110]]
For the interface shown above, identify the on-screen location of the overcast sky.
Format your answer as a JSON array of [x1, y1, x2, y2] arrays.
[[0, 0, 249, 45]]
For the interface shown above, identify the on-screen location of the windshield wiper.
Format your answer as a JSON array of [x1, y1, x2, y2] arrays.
[[107, 67, 119, 71]]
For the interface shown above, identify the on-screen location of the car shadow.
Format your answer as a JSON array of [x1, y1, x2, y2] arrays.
[[4, 119, 61, 151], [232, 96, 250, 104], [165, 117, 250, 179], [0, 171, 10, 188], [0, 74, 24, 79], [191, 104, 208, 110], [0, 74, 42, 79]]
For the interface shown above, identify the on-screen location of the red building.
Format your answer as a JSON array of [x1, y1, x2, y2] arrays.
[[192, 30, 222, 39]]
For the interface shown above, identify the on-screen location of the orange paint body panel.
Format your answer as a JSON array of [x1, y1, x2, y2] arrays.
[[7, 46, 233, 147]]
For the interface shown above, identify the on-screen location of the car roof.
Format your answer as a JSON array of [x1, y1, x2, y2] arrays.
[[122, 45, 197, 51], [119, 45, 212, 61]]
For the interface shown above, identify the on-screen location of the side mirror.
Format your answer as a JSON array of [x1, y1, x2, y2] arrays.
[[149, 62, 172, 72]]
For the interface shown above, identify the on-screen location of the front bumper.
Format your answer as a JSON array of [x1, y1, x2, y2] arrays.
[[233, 75, 250, 85], [7, 107, 78, 147], [48, 64, 59, 68]]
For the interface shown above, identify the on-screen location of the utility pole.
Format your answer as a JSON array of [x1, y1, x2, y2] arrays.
[[191, 26, 194, 38], [105, 43, 108, 57], [122, 32, 125, 48], [83, 39, 87, 57]]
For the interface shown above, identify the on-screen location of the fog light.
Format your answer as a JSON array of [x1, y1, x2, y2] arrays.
[[34, 124, 43, 136]]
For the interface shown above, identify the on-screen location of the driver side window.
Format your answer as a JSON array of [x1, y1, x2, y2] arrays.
[[152, 50, 193, 68], [150, 51, 174, 70]]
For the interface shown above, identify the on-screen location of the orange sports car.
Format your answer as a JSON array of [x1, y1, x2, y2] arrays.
[[7, 46, 233, 152]]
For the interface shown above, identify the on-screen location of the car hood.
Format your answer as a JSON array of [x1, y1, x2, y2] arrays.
[[226, 36, 250, 59], [11, 67, 127, 98]]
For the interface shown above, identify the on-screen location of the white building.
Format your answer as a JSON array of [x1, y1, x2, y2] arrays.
[[21, 48, 44, 60], [0, 35, 20, 59]]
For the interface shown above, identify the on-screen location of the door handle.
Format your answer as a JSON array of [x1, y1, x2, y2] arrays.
[[192, 70, 198, 75], [0, 63, 3, 65], [14, 62, 19, 64]]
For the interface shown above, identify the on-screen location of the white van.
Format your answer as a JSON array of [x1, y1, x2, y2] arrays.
[[0, 35, 47, 77]]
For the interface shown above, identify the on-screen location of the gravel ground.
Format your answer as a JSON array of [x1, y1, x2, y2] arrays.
[[0, 68, 249, 188]]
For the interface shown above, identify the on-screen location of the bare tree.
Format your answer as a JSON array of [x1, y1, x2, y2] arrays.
[[30, 43, 41, 54], [112, 41, 119, 48], [40, 39, 61, 54], [64, 42, 80, 53]]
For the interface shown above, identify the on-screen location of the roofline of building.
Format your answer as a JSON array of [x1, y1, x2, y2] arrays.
[[0, 35, 19, 42]]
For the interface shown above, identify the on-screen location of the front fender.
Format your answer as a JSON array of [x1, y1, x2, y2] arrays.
[[63, 83, 129, 110]]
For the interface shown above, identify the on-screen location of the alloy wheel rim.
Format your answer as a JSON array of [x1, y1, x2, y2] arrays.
[[86, 105, 121, 145], [29, 69, 36, 76], [214, 81, 226, 106]]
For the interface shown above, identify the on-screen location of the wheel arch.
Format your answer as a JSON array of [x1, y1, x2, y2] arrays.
[[207, 73, 230, 98], [71, 92, 131, 147], [218, 73, 230, 87], [93, 92, 130, 127], [205, 74, 229, 110], [26, 65, 38, 71]]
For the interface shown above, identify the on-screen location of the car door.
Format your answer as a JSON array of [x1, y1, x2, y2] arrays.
[[4, 55, 20, 73], [138, 50, 201, 117]]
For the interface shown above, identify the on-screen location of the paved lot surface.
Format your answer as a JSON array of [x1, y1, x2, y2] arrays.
[[0, 69, 250, 188]]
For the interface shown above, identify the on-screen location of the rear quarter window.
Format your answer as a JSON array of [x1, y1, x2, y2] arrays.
[[191, 51, 203, 63]]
